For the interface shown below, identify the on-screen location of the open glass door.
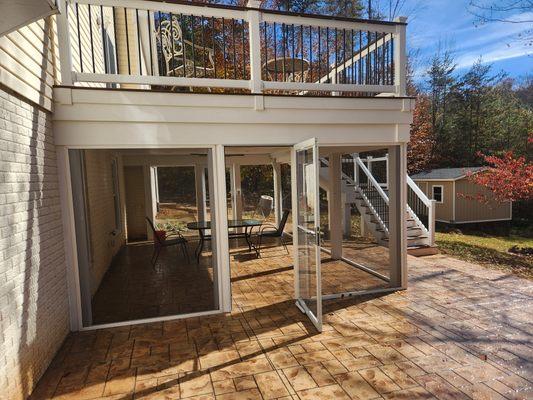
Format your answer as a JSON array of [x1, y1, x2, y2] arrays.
[[293, 138, 322, 332]]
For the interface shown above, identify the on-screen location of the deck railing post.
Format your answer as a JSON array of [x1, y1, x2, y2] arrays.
[[353, 153, 360, 186], [385, 153, 389, 188], [272, 161, 283, 226], [428, 199, 436, 247], [394, 16, 407, 97], [57, 0, 74, 85], [247, 0, 263, 94]]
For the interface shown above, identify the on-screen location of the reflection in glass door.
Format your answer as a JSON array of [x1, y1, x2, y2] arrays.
[[293, 139, 322, 332]]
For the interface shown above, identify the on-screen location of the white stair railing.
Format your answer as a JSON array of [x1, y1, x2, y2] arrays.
[[355, 157, 389, 235], [321, 156, 436, 247], [406, 176, 436, 246]]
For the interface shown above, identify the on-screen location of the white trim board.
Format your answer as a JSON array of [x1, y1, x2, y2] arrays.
[[53, 89, 414, 147], [80, 310, 225, 331]]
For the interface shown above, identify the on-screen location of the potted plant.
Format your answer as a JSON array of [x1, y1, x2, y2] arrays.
[[154, 223, 168, 245]]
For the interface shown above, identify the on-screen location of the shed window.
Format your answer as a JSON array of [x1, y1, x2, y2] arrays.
[[432, 185, 443, 203]]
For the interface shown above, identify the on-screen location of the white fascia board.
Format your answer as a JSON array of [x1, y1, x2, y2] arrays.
[[53, 88, 412, 147]]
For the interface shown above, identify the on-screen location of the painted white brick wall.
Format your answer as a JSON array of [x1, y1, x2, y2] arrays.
[[0, 88, 69, 400], [84, 150, 125, 295]]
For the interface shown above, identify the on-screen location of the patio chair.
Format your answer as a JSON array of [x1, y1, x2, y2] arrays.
[[146, 217, 190, 267], [157, 16, 215, 84], [256, 209, 290, 256]]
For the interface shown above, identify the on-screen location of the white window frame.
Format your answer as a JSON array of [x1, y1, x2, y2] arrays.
[[432, 185, 444, 204]]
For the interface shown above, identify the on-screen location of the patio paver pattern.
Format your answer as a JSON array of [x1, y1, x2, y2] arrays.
[[30, 247, 533, 400]]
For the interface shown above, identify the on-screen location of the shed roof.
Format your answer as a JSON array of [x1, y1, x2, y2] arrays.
[[411, 167, 486, 181]]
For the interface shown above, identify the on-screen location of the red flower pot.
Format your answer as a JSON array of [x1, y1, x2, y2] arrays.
[[155, 230, 166, 245]]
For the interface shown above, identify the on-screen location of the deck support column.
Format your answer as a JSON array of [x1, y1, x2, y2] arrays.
[[328, 153, 343, 259], [144, 165, 157, 240], [212, 146, 231, 312], [195, 165, 207, 222], [153, 167, 159, 205], [388, 145, 408, 288], [360, 215, 370, 237], [272, 161, 283, 225], [343, 195, 351, 237], [230, 163, 243, 222]]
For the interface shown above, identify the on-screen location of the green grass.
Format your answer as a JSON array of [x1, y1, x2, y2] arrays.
[[436, 228, 533, 279]]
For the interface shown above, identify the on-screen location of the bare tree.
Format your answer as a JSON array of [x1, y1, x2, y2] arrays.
[[468, 1, 533, 45], [369, 0, 425, 21], [468, 1, 533, 23]]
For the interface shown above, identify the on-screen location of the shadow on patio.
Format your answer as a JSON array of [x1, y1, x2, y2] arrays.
[[30, 241, 533, 400]]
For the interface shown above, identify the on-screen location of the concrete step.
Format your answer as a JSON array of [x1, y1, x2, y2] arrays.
[[376, 226, 423, 236], [383, 235, 429, 246], [368, 216, 415, 224], [408, 245, 439, 257]]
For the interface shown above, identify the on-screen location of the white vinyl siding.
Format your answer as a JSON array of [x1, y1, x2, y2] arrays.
[[0, 18, 56, 110]]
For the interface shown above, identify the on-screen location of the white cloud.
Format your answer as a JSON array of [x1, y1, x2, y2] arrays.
[[408, 3, 532, 77]]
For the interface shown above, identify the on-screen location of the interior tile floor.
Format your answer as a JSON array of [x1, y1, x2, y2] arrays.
[[91, 242, 216, 325], [31, 243, 532, 400]]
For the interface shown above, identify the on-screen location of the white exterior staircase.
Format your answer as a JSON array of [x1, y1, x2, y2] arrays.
[[319, 155, 437, 254]]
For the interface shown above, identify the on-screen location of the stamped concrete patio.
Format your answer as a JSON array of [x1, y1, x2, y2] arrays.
[[30, 244, 532, 400]]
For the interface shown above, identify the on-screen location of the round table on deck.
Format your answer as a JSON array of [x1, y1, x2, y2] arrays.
[[264, 58, 310, 83]]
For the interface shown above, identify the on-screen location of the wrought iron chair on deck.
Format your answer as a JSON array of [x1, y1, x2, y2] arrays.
[[157, 16, 215, 81]]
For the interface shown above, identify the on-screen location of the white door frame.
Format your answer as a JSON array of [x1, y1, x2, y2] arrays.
[[293, 143, 407, 303], [57, 144, 231, 331], [292, 138, 323, 332]]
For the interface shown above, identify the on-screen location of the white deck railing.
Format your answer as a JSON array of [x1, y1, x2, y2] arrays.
[[55, 0, 407, 95], [355, 157, 390, 234], [406, 176, 436, 246]]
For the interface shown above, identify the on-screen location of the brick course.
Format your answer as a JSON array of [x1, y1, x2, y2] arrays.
[[0, 88, 69, 400]]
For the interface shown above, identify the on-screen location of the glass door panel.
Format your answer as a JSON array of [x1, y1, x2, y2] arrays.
[[293, 139, 322, 332]]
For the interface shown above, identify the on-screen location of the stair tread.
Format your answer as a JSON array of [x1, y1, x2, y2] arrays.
[[382, 235, 429, 241], [377, 227, 422, 233]]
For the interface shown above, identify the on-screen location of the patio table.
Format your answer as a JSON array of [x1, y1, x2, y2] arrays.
[[187, 219, 263, 263], [264, 58, 310, 83]]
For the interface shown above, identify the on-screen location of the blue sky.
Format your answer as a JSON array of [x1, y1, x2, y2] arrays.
[[398, 0, 532, 82]]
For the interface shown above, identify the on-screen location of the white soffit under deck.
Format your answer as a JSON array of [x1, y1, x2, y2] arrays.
[[0, 0, 57, 37]]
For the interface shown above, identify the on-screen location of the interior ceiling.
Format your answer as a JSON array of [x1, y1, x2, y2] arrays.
[[319, 146, 388, 156], [116, 147, 291, 157], [224, 146, 289, 155], [116, 148, 209, 156], [110, 146, 387, 157]]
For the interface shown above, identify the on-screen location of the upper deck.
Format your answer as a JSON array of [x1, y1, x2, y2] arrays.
[[56, 0, 407, 97]]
